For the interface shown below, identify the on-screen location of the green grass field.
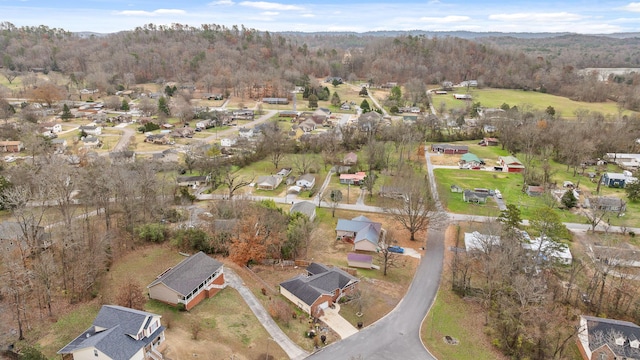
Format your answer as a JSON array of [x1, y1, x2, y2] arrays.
[[433, 88, 634, 119]]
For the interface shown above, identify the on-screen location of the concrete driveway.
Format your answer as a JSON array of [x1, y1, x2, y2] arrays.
[[319, 304, 359, 339]]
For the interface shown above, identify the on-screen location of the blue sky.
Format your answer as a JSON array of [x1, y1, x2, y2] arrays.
[[2, 0, 640, 34]]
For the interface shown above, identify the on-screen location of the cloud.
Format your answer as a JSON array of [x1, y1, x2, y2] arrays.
[[262, 11, 279, 16], [301, 13, 315, 18], [117, 9, 186, 16], [489, 12, 584, 22], [209, 0, 235, 6], [419, 15, 470, 23], [621, 2, 640, 12], [239, 1, 303, 11]]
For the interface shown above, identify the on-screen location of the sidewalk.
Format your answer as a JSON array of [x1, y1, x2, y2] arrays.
[[319, 304, 358, 339], [225, 269, 309, 360]]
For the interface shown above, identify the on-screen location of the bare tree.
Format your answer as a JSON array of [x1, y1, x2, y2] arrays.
[[384, 172, 446, 241], [115, 278, 147, 310], [292, 153, 317, 175], [223, 171, 253, 200], [379, 229, 402, 276], [1, 69, 19, 84]]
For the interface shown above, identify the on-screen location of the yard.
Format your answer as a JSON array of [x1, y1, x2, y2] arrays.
[[432, 87, 636, 119]]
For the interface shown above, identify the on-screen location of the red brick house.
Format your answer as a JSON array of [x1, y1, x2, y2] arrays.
[[147, 252, 225, 311]]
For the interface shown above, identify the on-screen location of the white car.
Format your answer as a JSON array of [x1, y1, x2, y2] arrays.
[[4, 156, 17, 163], [495, 189, 502, 199]]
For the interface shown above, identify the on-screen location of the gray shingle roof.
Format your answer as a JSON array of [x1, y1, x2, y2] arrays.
[[58, 305, 165, 359], [147, 252, 223, 297], [280, 263, 359, 306], [336, 216, 382, 246], [290, 201, 316, 218], [584, 315, 640, 358]]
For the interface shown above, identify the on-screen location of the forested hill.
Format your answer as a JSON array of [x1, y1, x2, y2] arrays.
[[2, 22, 640, 109]]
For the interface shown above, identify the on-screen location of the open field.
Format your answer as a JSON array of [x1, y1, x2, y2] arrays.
[[432, 88, 635, 119]]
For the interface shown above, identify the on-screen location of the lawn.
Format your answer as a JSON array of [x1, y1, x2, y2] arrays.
[[433, 88, 635, 119]]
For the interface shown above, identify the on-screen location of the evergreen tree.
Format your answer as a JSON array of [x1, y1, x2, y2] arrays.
[[626, 180, 640, 202], [308, 94, 318, 109], [121, 99, 130, 111], [360, 99, 371, 113], [330, 92, 341, 106], [359, 87, 368, 96], [158, 96, 170, 115], [61, 103, 73, 121], [390, 86, 402, 101], [561, 189, 577, 208]]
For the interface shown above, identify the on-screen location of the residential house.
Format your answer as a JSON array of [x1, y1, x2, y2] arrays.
[[82, 136, 101, 149], [58, 305, 166, 360], [51, 138, 68, 153], [526, 185, 545, 197], [0, 221, 51, 254], [220, 138, 237, 147], [522, 236, 573, 265], [431, 144, 469, 154], [79, 125, 102, 136], [463, 190, 489, 203], [276, 168, 292, 177], [0, 141, 23, 153], [479, 137, 498, 146], [336, 215, 383, 252], [358, 111, 383, 132], [340, 103, 351, 111], [232, 110, 254, 120], [602, 172, 629, 188], [343, 152, 358, 165], [145, 134, 170, 145], [147, 252, 225, 311], [171, 128, 194, 138], [238, 127, 255, 139], [279, 262, 359, 317], [262, 97, 289, 105], [177, 175, 209, 188], [290, 201, 316, 221], [299, 118, 317, 132], [279, 110, 299, 118], [577, 315, 640, 360], [498, 156, 525, 173], [464, 231, 501, 252], [459, 153, 483, 167], [109, 150, 136, 164], [339, 172, 367, 185], [255, 175, 282, 190], [41, 122, 63, 134], [453, 93, 472, 100], [586, 196, 627, 212], [296, 174, 316, 190], [347, 253, 374, 269], [483, 124, 498, 133]]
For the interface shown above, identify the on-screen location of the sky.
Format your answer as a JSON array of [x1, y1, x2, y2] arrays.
[[2, 0, 640, 34]]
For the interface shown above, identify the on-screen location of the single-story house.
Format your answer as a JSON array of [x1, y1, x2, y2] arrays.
[[602, 172, 628, 188], [296, 174, 316, 189], [290, 201, 317, 221], [177, 175, 209, 188], [336, 215, 383, 252], [109, 150, 136, 164], [577, 315, 640, 360], [220, 138, 237, 147], [586, 196, 627, 212], [0, 221, 51, 254], [145, 134, 171, 145], [238, 127, 256, 139], [526, 185, 545, 197], [276, 168, 292, 177], [453, 93, 472, 100], [279, 262, 359, 317], [343, 152, 358, 165], [58, 305, 166, 360], [51, 138, 68, 152], [463, 190, 489, 203], [431, 144, 468, 154], [479, 137, 498, 146], [464, 231, 501, 253], [499, 156, 525, 173], [522, 236, 572, 265], [347, 252, 374, 269], [460, 153, 483, 165], [147, 252, 225, 311], [0, 141, 23, 153], [255, 175, 283, 190], [262, 97, 289, 105], [299, 119, 317, 132], [340, 172, 367, 185], [82, 136, 101, 149], [79, 125, 102, 136]]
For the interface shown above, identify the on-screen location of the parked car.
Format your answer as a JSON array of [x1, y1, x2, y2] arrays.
[[495, 189, 502, 199], [387, 245, 404, 254]]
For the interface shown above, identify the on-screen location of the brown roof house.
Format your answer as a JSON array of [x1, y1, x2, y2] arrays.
[[343, 152, 358, 165], [58, 305, 166, 360], [147, 252, 225, 311], [279, 262, 359, 317]]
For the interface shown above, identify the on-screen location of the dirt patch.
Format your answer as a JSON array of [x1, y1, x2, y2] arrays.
[[429, 154, 462, 166]]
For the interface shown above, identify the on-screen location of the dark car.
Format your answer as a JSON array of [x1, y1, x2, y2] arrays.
[[387, 245, 405, 254]]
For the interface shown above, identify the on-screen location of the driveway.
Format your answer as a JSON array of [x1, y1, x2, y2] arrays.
[[319, 304, 359, 339]]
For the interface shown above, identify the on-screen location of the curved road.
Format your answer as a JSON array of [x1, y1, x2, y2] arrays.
[[305, 150, 444, 360]]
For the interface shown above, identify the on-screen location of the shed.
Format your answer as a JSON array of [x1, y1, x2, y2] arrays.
[[347, 253, 374, 269]]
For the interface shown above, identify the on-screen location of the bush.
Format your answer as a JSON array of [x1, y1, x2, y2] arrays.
[[135, 223, 168, 243]]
